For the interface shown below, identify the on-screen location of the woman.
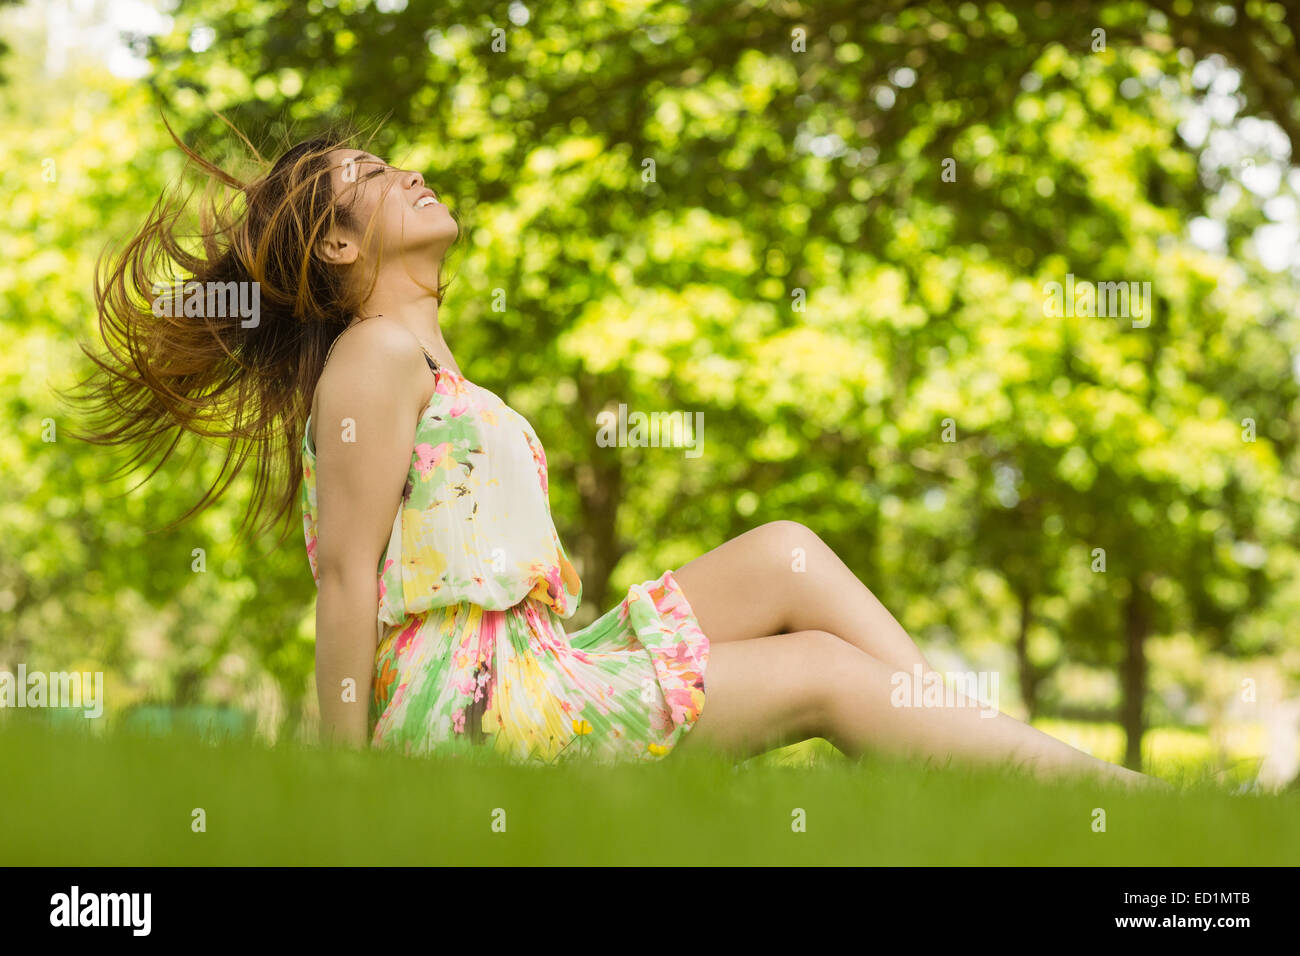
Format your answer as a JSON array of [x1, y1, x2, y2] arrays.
[[73, 124, 1159, 788]]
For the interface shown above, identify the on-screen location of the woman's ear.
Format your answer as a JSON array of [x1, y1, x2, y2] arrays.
[[316, 226, 359, 266]]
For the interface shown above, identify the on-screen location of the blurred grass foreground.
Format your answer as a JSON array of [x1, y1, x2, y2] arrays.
[[2, 715, 1297, 865]]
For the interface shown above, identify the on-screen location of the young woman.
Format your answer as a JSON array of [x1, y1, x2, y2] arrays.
[[74, 125, 1161, 788]]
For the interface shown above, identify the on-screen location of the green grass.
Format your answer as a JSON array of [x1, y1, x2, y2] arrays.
[[2, 715, 1296, 865]]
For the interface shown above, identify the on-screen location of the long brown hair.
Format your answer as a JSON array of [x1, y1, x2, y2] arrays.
[[60, 112, 451, 545]]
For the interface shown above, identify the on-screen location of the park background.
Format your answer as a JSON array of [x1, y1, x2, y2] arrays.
[[2, 0, 1299, 796]]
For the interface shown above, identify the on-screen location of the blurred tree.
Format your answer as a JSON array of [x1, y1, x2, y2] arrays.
[[129, 0, 1300, 761], [4, 0, 1297, 769]]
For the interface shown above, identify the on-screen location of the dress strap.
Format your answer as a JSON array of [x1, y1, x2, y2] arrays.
[[419, 345, 441, 373], [322, 320, 363, 370], [324, 321, 441, 374]]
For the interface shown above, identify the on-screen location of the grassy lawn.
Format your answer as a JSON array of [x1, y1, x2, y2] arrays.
[[2, 715, 1295, 865]]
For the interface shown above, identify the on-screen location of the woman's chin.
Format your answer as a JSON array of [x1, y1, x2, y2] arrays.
[[409, 229, 457, 256], [428, 220, 459, 245]]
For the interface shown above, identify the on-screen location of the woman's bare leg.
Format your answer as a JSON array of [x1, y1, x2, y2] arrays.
[[672, 525, 1164, 786], [672, 631, 831, 758], [674, 521, 933, 673], [674, 629, 1160, 789]]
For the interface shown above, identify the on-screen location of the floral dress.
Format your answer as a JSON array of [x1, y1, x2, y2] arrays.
[[300, 352, 710, 765]]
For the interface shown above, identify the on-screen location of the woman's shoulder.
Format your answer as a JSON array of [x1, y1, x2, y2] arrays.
[[315, 317, 436, 419], [324, 316, 430, 374]]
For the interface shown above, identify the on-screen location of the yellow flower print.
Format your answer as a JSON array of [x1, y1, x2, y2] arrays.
[[559, 552, 582, 600], [401, 514, 448, 600], [489, 657, 572, 762]]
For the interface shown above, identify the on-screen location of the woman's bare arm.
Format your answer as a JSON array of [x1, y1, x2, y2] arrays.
[[312, 319, 433, 747]]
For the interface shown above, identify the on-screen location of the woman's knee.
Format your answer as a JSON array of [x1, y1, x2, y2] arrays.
[[797, 629, 887, 731], [809, 631, 911, 730], [754, 520, 825, 573], [772, 628, 867, 745]]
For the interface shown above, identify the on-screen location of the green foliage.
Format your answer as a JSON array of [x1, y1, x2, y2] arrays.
[[3, 1, 1299, 773]]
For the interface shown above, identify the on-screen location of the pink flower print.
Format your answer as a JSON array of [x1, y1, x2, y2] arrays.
[[664, 688, 697, 727], [479, 613, 502, 657], [412, 441, 453, 477], [393, 618, 419, 657], [452, 708, 466, 734], [648, 704, 672, 734], [524, 434, 548, 495], [659, 641, 697, 669]]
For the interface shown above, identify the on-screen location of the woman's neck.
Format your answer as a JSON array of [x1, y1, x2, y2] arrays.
[[356, 290, 459, 373]]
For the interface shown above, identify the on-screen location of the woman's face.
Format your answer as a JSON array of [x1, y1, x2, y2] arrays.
[[324, 147, 458, 266]]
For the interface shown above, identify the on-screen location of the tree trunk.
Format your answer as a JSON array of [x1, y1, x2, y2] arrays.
[[1013, 590, 1039, 720], [174, 665, 202, 707], [1121, 578, 1150, 770], [573, 370, 627, 617]]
